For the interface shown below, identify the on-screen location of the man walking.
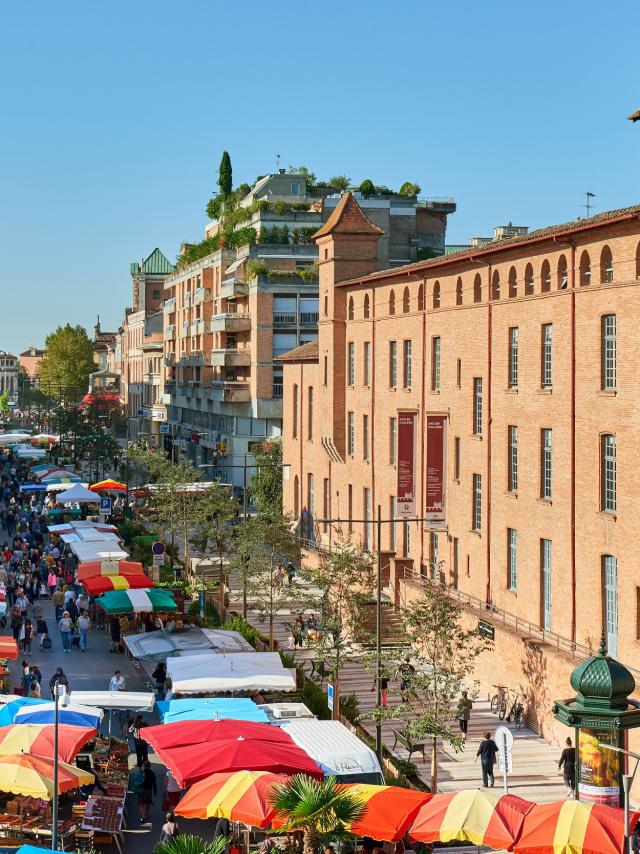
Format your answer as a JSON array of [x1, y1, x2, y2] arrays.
[[476, 731, 499, 787]]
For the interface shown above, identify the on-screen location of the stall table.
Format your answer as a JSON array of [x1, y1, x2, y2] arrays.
[[81, 793, 126, 854], [0, 814, 77, 850]]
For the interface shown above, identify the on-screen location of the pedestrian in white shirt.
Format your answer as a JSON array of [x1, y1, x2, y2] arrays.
[[109, 670, 126, 692]]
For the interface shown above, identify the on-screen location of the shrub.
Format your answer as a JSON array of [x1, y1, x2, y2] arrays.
[[399, 181, 421, 197], [339, 692, 360, 724], [359, 179, 375, 198], [272, 199, 288, 215], [220, 614, 269, 649], [118, 520, 147, 544], [187, 600, 220, 628], [301, 678, 331, 720]]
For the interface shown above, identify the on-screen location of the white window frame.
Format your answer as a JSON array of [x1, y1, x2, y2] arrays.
[[473, 378, 483, 435], [541, 428, 552, 499], [472, 473, 482, 531], [508, 327, 519, 389], [601, 434, 616, 512], [508, 528, 517, 590], [602, 315, 616, 390]]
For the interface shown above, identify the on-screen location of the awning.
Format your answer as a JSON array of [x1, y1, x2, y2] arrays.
[[156, 697, 269, 724], [70, 691, 155, 711], [166, 652, 296, 695], [224, 257, 245, 276], [96, 588, 176, 614], [56, 483, 101, 504]]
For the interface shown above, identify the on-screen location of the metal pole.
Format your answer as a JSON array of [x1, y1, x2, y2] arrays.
[[52, 680, 59, 851], [242, 454, 248, 619], [502, 731, 509, 794], [376, 504, 383, 764], [623, 774, 633, 854]]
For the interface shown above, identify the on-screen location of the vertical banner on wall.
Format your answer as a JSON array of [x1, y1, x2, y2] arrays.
[[397, 411, 417, 519], [426, 414, 447, 524]]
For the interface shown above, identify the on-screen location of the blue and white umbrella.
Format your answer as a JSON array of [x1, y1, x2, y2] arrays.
[[14, 702, 103, 729]]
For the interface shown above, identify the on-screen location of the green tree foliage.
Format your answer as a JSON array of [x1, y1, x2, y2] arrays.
[[155, 835, 229, 854], [399, 181, 422, 196], [39, 324, 96, 398], [359, 179, 375, 198], [0, 392, 9, 414], [248, 439, 283, 513], [76, 432, 122, 480], [288, 165, 316, 191], [218, 150, 233, 197], [192, 480, 238, 585], [329, 175, 351, 193], [269, 775, 365, 854], [206, 195, 223, 221]]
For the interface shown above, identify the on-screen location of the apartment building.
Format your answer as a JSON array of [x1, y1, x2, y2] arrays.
[[280, 192, 640, 752], [18, 347, 44, 384], [163, 172, 456, 495], [0, 352, 18, 401]]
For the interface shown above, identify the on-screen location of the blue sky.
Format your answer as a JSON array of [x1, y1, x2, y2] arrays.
[[1, 0, 638, 353]]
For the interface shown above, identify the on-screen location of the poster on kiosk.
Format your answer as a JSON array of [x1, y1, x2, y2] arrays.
[[426, 414, 447, 525]]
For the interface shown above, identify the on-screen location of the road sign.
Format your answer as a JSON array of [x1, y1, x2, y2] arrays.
[[99, 497, 112, 514], [159, 424, 170, 434], [151, 541, 165, 556], [495, 725, 513, 786], [327, 683, 334, 712], [152, 554, 164, 567]]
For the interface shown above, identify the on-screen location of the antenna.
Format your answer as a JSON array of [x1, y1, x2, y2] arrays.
[[583, 192, 596, 218], [276, 154, 281, 172]]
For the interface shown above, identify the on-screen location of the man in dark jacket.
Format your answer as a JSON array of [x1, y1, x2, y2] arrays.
[[476, 731, 499, 787]]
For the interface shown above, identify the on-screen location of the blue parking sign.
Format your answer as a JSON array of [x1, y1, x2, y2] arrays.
[[100, 497, 112, 513]]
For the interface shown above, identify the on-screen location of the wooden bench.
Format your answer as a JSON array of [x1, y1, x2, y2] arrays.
[[392, 728, 427, 763]]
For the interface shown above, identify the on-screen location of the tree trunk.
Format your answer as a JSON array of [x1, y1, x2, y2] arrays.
[[431, 736, 438, 792], [304, 829, 320, 854]]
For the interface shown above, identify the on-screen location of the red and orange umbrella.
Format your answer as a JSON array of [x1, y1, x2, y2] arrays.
[[89, 479, 127, 492], [82, 574, 154, 596], [0, 753, 93, 798], [514, 800, 640, 854], [0, 638, 19, 660], [0, 724, 96, 763], [142, 719, 294, 755], [410, 789, 534, 851], [345, 784, 432, 841], [77, 559, 144, 581], [176, 770, 289, 825]]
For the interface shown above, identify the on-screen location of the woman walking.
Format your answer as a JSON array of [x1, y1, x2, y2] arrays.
[[77, 611, 90, 652], [58, 610, 73, 653], [558, 736, 576, 798], [456, 690, 473, 737]]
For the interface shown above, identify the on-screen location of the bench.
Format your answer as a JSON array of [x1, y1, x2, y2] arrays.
[[392, 728, 427, 763]]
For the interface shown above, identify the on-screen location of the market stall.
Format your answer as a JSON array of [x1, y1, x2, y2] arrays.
[[96, 589, 176, 615], [155, 697, 269, 725], [166, 652, 296, 695]]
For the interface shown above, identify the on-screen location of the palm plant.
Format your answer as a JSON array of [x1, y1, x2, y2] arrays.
[[269, 775, 366, 854], [155, 835, 229, 854]]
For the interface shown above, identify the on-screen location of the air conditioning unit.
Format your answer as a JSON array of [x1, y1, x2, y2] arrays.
[[263, 703, 314, 720]]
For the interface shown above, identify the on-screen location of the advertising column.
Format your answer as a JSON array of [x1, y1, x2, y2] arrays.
[[577, 729, 622, 806]]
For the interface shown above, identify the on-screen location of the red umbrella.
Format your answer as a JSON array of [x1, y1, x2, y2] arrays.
[[142, 719, 294, 754], [160, 737, 323, 787], [77, 560, 145, 581], [83, 574, 153, 596], [0, 724, 96, 764], [0, 638, 18, 660]]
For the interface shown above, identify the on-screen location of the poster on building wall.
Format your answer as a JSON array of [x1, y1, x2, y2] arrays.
[[425, 414, 447, 524], [578, 728, 621, 806], [397, 411, 417, 519]]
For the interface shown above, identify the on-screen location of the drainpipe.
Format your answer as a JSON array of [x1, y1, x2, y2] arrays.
[[369, 286, 377, 554], [486, 264, 493, 605], [420, 279, 427, 574]]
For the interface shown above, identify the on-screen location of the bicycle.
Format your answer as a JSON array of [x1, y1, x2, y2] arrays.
[[512, 701, 525, 730], [490, 685, 508, 719]]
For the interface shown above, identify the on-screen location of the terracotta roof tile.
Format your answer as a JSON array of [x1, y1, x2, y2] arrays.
[[275, 339, 319, 363], [628, 109, 640, 122], [313, 193, 384, 240]]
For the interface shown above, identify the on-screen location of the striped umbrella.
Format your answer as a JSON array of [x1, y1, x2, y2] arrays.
[[410, 789, 534, 851], [176, 770, 290, 825], [77, 559, 144, 581], [89, 479, 126, 492], [0, 638, 19, 660], [96, 588, 176, 614], [14, 702, 103, 729], [83, 574, 153, 596], [345, 784, 432, 841], [0, 753, 93, 798], [0, 724, 96, 763], [514, 800, 640, 854]]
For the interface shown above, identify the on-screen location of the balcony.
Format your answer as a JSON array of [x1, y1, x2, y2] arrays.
[[190, 320, 205, 336], [180, 351, 204, 366], [184, 293, 191, 307], [209, 348, 251, 368], [209, 312, 251, 333], [300, 312, 319, 325], [164, 353, 176, 367], [164, 325, 175, 341], [211, 380, 251, 403], [143, 373, 161, 386], [163, 297, 176, 313], [273, 313, 297, 326], [272, 383, 283, 398], [221, 279, 249, 300], [179, 322, 189, 338]]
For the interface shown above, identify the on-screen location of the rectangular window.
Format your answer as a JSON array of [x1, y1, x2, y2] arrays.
[[347, 342, 355, 386], [430, 532, 439, 578], [601, 434, 616, 512], [454, 437, 461, 481], [389, 496, 397, 551], [541, 428, 552, 499], [508, 327, 519, 389], [472, 473, 482, 531], [542, 323, 553, 388], [363, 488, 372, 550], [541, 539, 552, 631], [508, 426, 518, 492], [507, 528, 517, 590], [389, 417, 397, 465], [348, 484, 353, 533], [403, 340, 412, 389], [363, 414, 369, 460], [431, 337, 441, 391], [323, 478, 330, 533], [602, 315, 617, 390], [292, 384, 298, 438], [389, 341, 397, 388], [363, 341, 371, 386], [347, 411, 355, 456], [473, 378, 483, 435], [603, 555, 618, 656], [457, 358, 462, 388], [307, 387, 314, 440]]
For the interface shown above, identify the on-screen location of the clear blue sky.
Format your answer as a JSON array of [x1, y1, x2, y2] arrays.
[[1, 0, 638, 354]]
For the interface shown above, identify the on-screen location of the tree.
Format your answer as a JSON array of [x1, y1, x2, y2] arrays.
[[303, 539, 375, 717], [399, 181, 422, 196], [155, 835, 229, 854], [384, 583, 492, 791], [192, 480, 238, 605], [249, 439, 283, 513], [0, 392, 9, 415], [329, 175, 350, 193], [288, 165, 316, 191], [359, 179, 375, 198], [76, 431, 122, 481], [39, 324, 96, 398], [218, 151, 233, 197], [270, 775, 365, 854]]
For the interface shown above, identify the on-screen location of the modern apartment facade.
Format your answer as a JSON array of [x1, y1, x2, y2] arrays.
[[280, 193, 640, 753]]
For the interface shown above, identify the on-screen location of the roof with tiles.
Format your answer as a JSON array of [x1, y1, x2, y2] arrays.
[[313, 192, 385, 240], [275, 339, 319, 363], [337, 202, 640, 286]]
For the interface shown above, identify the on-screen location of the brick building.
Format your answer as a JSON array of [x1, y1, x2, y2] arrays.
[[18, 347, 44, 384], [280, 193, 640, 751]]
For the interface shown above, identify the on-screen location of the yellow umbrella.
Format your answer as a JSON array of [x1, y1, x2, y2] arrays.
[[0, 754, 94, 799]]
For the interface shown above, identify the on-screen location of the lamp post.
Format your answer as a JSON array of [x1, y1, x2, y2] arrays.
[[52, 680, 69, 851], [597, 743, 640, 854]]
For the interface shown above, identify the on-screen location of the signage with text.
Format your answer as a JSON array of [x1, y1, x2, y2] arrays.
[[426, 414, 447, 524], [397, 411, 417, 518]]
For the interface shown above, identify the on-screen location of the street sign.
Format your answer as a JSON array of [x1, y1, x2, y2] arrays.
[[152, 554, 164, 567], [495, 725, 513, 788], [151, 541, 166, 556], [327, 683, 334, 712], [159, 424, 170, 434], [99, 497, 112, 514]]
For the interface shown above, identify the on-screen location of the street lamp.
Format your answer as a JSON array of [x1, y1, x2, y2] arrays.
[[52, 680, 70, 851], [597, 743, 640, 854]]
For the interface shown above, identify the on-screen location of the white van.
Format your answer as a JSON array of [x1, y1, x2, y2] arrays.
[[282, 719, 384, 785]]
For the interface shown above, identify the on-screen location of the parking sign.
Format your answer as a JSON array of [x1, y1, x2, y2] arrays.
[[100, 497, 112, 514]]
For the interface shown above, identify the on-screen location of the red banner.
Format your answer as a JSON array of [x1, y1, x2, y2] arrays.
[[426, 414, 447, 523], [397, 411, 417, 518]]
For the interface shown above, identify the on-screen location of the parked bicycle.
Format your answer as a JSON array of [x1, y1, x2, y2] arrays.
[[490, 685, 508, 719]]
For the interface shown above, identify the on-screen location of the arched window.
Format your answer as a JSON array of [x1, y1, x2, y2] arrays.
[[417, 283, 424, 311], [403, 287, 410, 313], [524, 263, 534, 295], [473, 273, 482, 303], [579, 251, 591, 286], [389, 290, 395, 316], [293, 475, 299, 517], [636, 242, 640, 278], [323, 295, 328, 316], [348, 296, 354, 321], [557, 255, 568, 290], [363, 293, 370, 319], [433, 281, 441, 309], [456, 277, 463, 306], [491, 269, 500, 300], [508, 266, 517, 298], [541, 260, 551, 292], [600, 245, 613, 283]]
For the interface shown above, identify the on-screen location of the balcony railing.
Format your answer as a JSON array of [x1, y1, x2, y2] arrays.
[[209, 313, 251, 333], [163, 298, 176, 313], [164, 325, 175, 341], [272, 383, 283, 398], [273, 313, 297, 326], [211, 380, 251, 403], [209, 348, 251, 368], [300, 312, 319, 325]]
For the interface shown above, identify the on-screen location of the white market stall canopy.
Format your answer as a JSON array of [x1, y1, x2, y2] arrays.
[[70, 691, 155, 711], [56, 483, 101, 504], [167, 652, 297, 695], [281, 719, 383, 779], [71, 543, 129, 562]]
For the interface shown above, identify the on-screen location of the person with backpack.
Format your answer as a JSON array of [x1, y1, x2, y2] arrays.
[[77, 611, 90, 653], [132, 760, 156, 824]]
